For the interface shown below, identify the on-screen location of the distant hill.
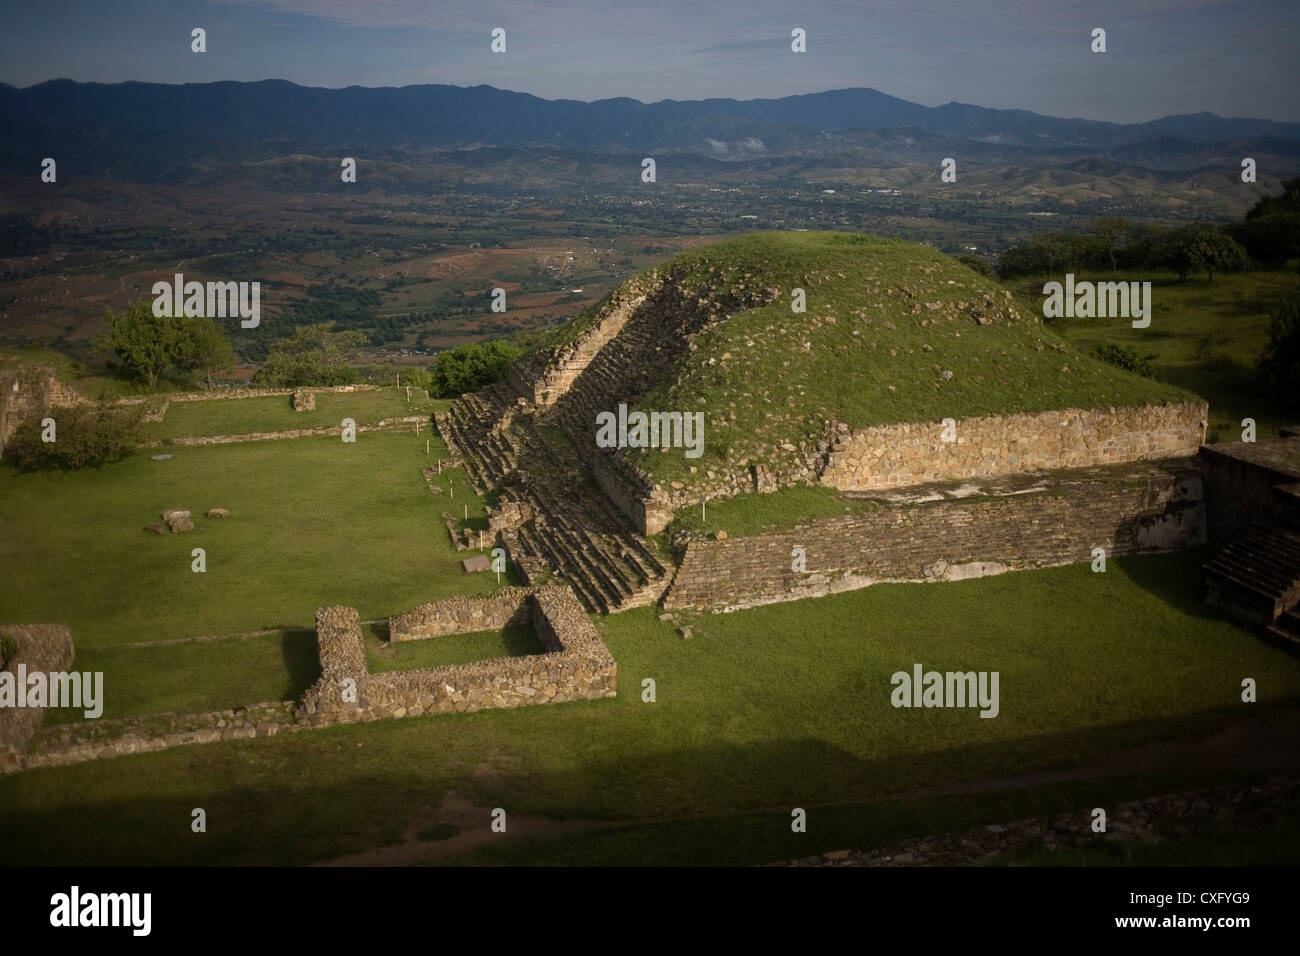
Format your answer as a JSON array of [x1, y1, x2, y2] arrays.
[[4, 79, 1298, 159]]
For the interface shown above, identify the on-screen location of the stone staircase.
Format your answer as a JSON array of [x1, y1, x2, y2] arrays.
[[1204, 524, 1300, 638], [435, 275, 780, 614], [439, 384, 670, 615]]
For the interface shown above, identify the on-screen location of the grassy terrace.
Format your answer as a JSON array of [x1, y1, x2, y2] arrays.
[[665, 483, 881, 540], [546, 232, 1192, 490], [2, 548, 1297, 866], [144, 387, 444, 441], [0, 425, 520, 724]]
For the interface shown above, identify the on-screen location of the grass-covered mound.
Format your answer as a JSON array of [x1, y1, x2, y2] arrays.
[[533, 232, 1193, 490]]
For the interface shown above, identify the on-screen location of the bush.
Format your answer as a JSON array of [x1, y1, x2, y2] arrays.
[[0, 633, 16, 670], [956, 254, 992, 277], [252, 323, 365, 388], [401, 368, 434, 393], [4, 400, 146, 470], [1089, 343, 1157, 378], [1260, 288, 1300, 394], [428, 341, 524, 398]]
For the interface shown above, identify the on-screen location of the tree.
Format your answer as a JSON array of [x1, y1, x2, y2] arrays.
[[956, 254, 992, 277], [1260, 288, 1300, 394], [175, 316, 235, 388], [427, 341, 524, 398], [95, 300, 182, 387], [1159, 226, 1247, 282], [1188, 230, 1248, 281], [1227, 178, 1300, 264], [1089, 218, 1137, 272], [252, 323, 366, 387]]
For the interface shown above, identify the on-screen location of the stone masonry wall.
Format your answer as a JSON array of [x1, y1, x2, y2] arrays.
[[20, 701, 298, 772], [819, 402, 1207, 492], [0, 624, 74, 772], [299, 586, 616, 726], [1199, 438, 1300, 548], [663, 459, 1205, 610], [389, 588, 534, 641]]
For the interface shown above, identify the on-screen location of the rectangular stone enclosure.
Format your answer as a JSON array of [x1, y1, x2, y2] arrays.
[[299, 586, 616, 724]]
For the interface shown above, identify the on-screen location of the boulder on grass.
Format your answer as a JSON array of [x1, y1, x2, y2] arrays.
[[206, 508, 230, 518], [168, 517, 195, 533], [162, 508, 190, 522], [144, 524, 167, 535]]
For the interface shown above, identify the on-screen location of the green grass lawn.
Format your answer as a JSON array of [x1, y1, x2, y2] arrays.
[[365, 622, 544, 673], [1016, 269, 1300, 441], [145, 387, 444, 441], [2, 549, 1296, 866], [40, 630, 321, 725], [0, 429, 518, 655]]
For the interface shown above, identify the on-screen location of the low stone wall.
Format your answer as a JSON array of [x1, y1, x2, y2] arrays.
[[142, 416, 429, 447], [389, 588, 533, 641], [116, 383, 379, 407], [820, 401, 1207, 492], [20, 701, 298, 771], [0, 624, 74, 772], [663, 459, 1205, 611], [300, 586, 616, 725]]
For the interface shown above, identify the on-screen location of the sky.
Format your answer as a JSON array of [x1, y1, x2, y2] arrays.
[[1, 0, 1297, 123]]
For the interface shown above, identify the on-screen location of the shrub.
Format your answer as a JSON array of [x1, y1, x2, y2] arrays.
[[1089, 343, 1157, 378], [1260, 288, 1300, 394], [5, 400, 146, 470], [0, 633, 16, 670], [956, 254, 992, 277], [427, 341, 524, 398]]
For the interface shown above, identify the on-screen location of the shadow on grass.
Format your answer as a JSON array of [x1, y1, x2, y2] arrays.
[[3, 698, 1295, 867], [280, 628, 321, 701]]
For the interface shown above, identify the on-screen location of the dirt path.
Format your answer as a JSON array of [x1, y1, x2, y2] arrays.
[[314, 708, 1300, 866], [313, 791, 619, 866]]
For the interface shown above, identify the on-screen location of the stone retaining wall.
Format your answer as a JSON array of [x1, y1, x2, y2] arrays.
[[663, 459, 1205, 610], [577, 401, 1207, 537], [819, 402, 1207, 492], [0, 624, 74, 772]]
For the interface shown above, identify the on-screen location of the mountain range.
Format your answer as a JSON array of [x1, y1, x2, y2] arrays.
[[4, 79, 1300, 158]]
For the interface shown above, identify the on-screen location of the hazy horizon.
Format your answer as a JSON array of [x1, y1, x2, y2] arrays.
[[1, 0, 1297, 124]]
